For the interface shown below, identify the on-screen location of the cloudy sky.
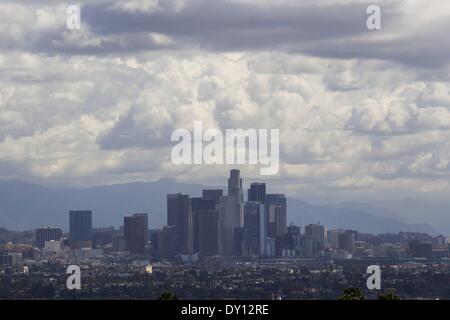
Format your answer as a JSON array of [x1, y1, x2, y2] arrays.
[[1, 0, 450, 226]]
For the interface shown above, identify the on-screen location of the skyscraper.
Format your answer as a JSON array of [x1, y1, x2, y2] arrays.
[[248, 183, 266, 203], [158, 226, 178, 257], [124, 213, 149, 254], [265, 194, 287, 237], [285, 224, 301, 255], [202, 189, 223, 205], [304, 223, 326, 255], [198, 209, 220, 257], [228, 169, 243, 200], [69, 210, 92, 249], [35, 227, 62, 249], [327, 229, 345, 249], [93, 227, 115, 248], [167, 193, 193, 255], [243, 201, 266, 257], [219, 170, 244, 256], [191, 197, 216, 254], [338, 230, 355, 254], [304, 223, 326, 242]]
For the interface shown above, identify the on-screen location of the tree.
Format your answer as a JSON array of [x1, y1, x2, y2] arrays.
[[338, 287, 366, 300], [377, 289, 400, 300], [158, 292, 179, 300]]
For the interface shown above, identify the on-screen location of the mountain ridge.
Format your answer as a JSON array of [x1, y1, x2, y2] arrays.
[[0, 179, 438, 235]]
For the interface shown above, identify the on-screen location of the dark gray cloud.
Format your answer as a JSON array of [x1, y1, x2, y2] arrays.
[[84, 1, 369, 43], [48, 0, 447, 68], [3, 1, 449, 68]]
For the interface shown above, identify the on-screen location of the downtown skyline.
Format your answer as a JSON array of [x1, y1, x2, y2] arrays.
[[0, 175, 446, 234], [0, 169, 445, 265], [22, 170, 449, 261]]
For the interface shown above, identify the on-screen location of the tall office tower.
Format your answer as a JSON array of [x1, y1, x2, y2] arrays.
[[135, 213, 149, 248], [112, 235, 126, 252], [233, 227, 244, 256], [300, 236, 315, 257], [327, 229, 345, 249], [197, 209, 219, 257], [338, 230, 355, 254], [304, 223, 326, 242], [167, 193, 193, 255], [243, 201, 266, 256], [35, 227, 62, 249], [228, 169, 243, 200], [158, 226, 178, 257], [248, 183, 266, 203], [124, 213, 149, 254], [219, 170, 244, 256], [149, 230, 160, 253], [285, 224, 301, 254], [202, 189, 223, 205], [191, 198, 216, 254], [304, 223, 326, 255], [265, 194, 287, 237], [69, 210, 93, 249], [93, 227, 116, 248]]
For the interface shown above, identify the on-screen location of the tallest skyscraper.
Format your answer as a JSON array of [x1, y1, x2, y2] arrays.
[[219, 169, 244, 256], [228, 169, 244, 201]]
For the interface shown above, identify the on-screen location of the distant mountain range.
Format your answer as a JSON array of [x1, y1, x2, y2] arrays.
[[0, 179, 437, 235]]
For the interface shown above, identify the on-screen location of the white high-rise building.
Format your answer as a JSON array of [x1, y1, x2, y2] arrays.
[[219, 169, 244, 256]]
